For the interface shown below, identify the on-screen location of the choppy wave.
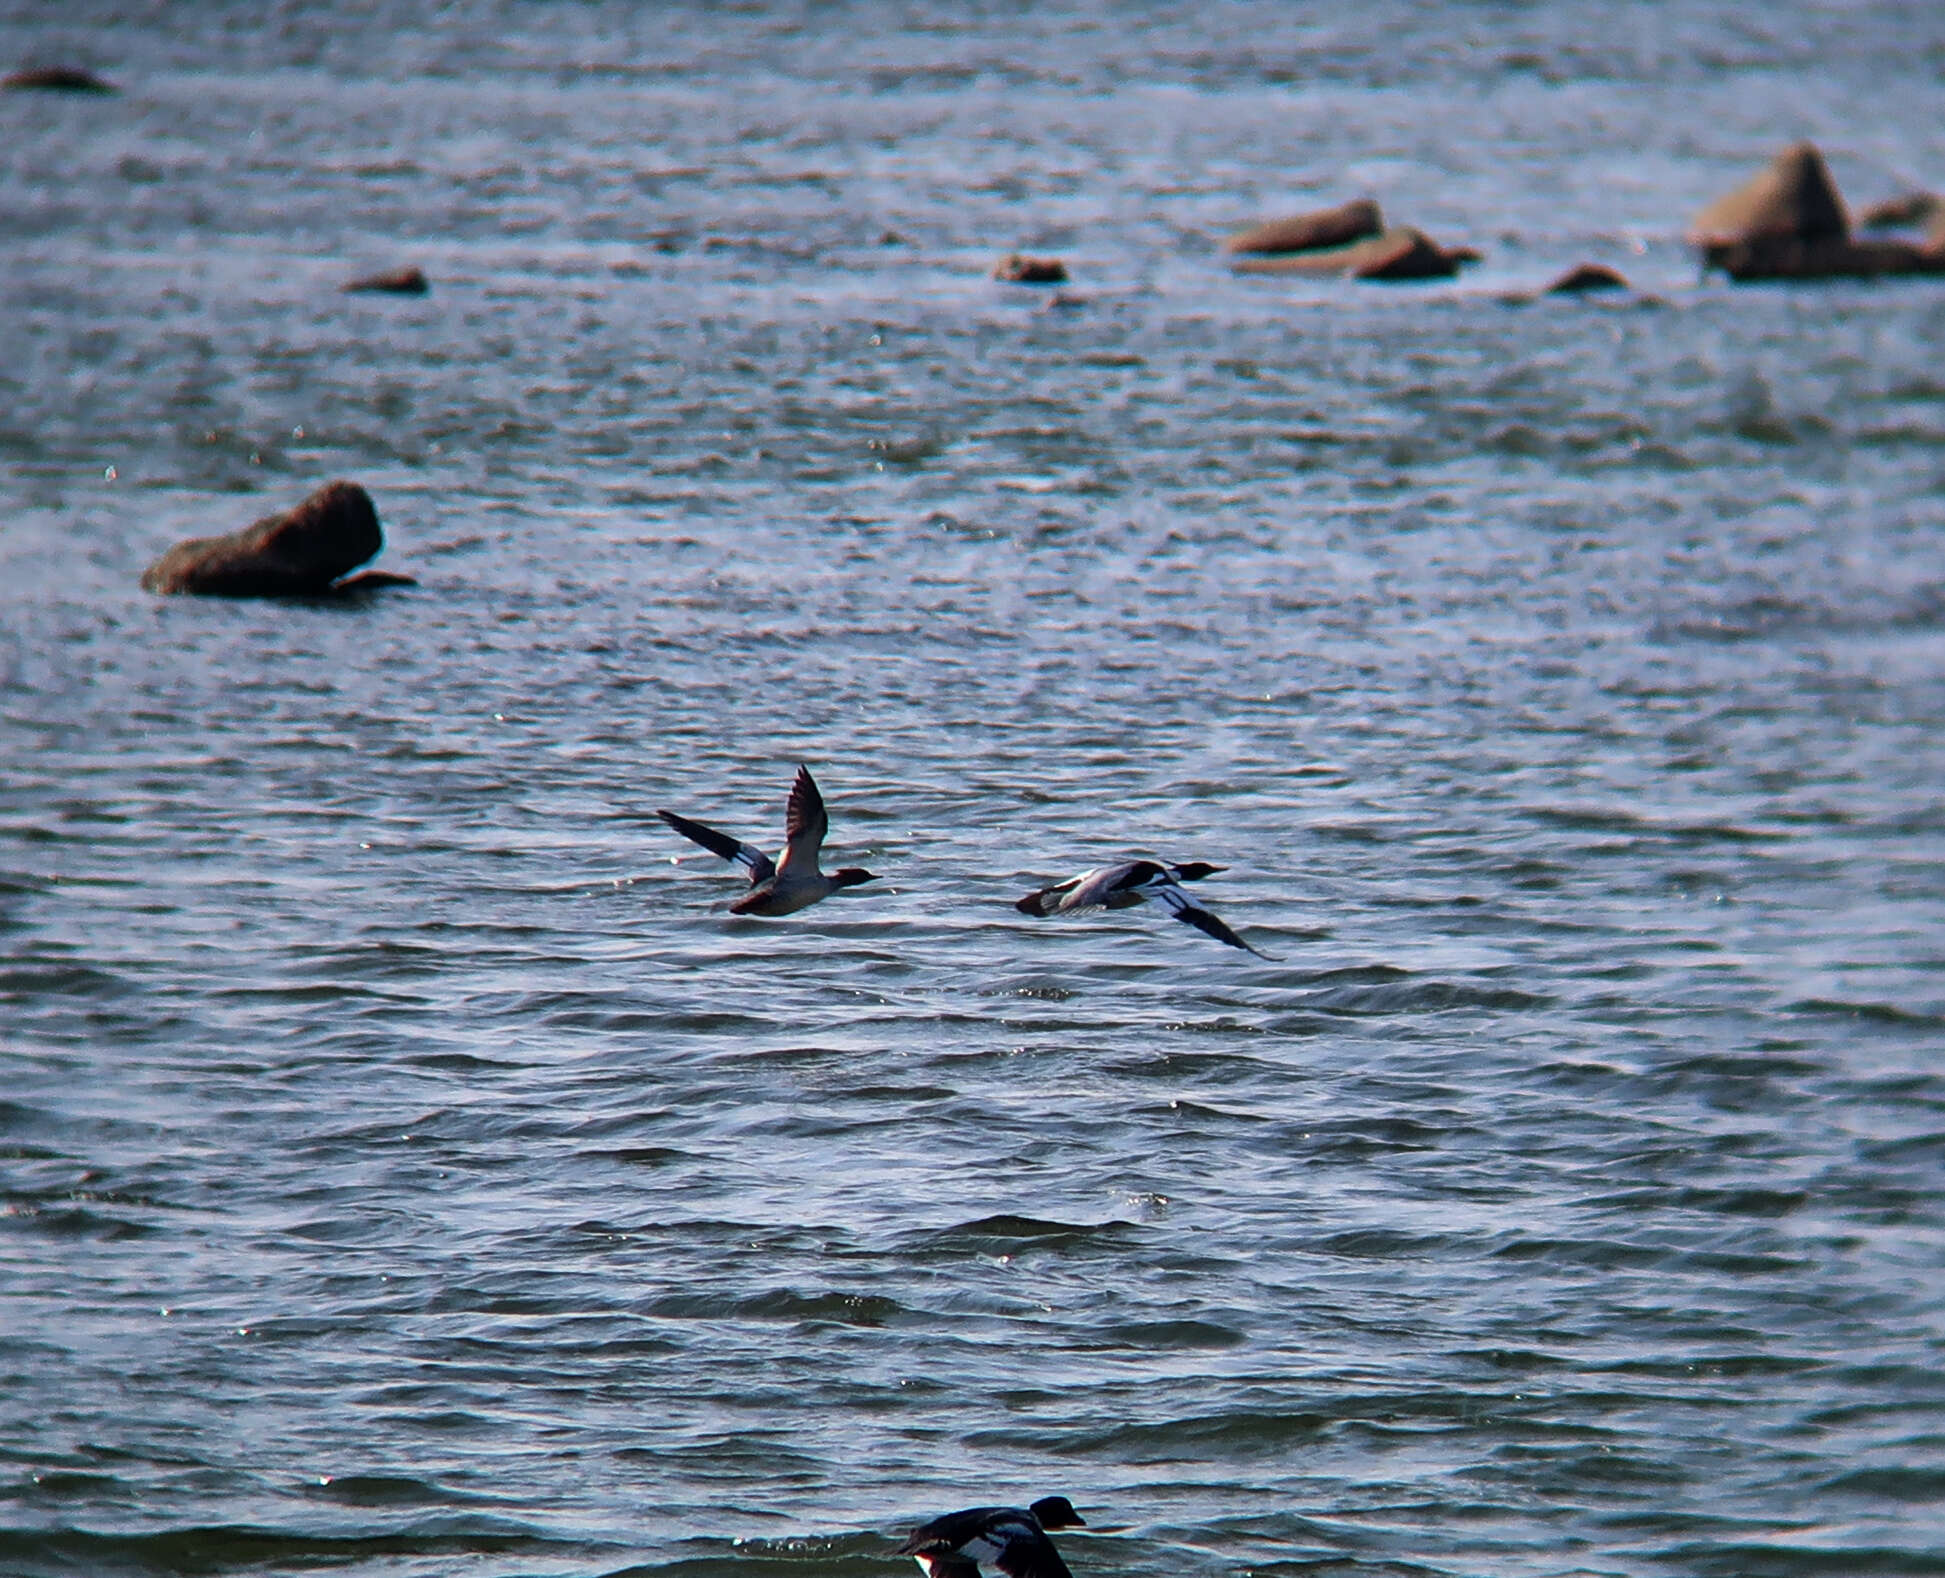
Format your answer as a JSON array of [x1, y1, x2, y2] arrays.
[[4, 1, 1945, 1575]]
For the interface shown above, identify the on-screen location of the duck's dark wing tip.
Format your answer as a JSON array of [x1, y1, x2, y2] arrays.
[[658, 809, 774, 883], [1015, 888, 1054, 916], [1179, 902, 1272, 957], [995, 1541, 1076, 1578], [657, 808, 735, 856]]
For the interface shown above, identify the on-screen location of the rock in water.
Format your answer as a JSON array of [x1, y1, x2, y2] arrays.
[[2, 66, 115, 92], [993, 253, 1068, 283], [1708, 235, 1945, 283], [1545, 263, 1630, 294], [1231, 226, 1473, 281], [140, 480, 390, 597], [1689, 142, 1849, 252], [1221, 198, 1383, 256], [1857, 192, 1942, 231], [343, 265, 429, 295]]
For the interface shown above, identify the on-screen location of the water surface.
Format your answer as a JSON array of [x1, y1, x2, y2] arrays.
[[4, 4, 1944, 1575]]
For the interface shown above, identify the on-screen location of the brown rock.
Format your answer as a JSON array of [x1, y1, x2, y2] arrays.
[[1858, 192, 1942, 231], [993, 253, 1067, 284], [1221, 198, 1383, 256], [1709, 235, 1945, 283], [1546, 263, 1629, 294], [3, 66, 115, 92], [1690, 142, 1848, 252], [141, 480, 393, 597], [343, 265, 429, 296], [1232, 226, 1472, 281]]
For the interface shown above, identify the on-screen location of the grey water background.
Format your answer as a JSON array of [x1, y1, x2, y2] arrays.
[[4, 2, 1945, 1575]]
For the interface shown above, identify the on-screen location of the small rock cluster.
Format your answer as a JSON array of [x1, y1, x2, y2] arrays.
[[1690, 142, 1945, 282]]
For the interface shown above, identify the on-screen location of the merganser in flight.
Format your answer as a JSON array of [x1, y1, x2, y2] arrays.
[[657, 765, 877, 916], [1014, 859, 1276, 958], [897, 1495, 1085, 1578]]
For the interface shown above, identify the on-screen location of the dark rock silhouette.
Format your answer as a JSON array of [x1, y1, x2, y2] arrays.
[[1232, 226, 1474, 281], [1222, 198, 1383, 256], [1546, 263, 1630, 294], [1692, 144, 1945, 281], [993, 253, 1068, 284], [140, 480, 411, 598], [3, 66, 115, 92], [1858, 192, 1941, 231], [1708, 235, 1945, 283], [343, 265, 429, 295], [1856, 192, 1945, 252]]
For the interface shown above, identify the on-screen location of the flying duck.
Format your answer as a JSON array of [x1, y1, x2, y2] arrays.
[[657, 765, 877, 916], [1014, 859, 1276, 958], [896, 1495, 1085, 1578]]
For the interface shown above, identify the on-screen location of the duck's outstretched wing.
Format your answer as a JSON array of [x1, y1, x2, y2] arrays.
[[657, 809, 775, 885], [778, 765, 829, 874], [1149, 879, 1278, 959]]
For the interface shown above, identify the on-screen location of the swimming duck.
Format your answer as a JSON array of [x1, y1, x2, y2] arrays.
[[657, 765, 877, 916], [897, 1495, 1085, 1578], [1014, 859, 1276, 958]]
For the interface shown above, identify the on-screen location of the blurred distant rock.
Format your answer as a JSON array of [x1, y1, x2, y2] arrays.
[[1222, 198, 1383, 256], [1232, 225, 1476, 281], [3, 65, 115, 92], [1857, 192, 1942, 231], [141, 480, 413, 598], [1856, 191, 1945, 253], [993, 253, 1068, 284], [343, 265, 429, 295], [1707, 235, 1945, 282], [1690, 142, 1848, 251], [1691, 143, 1945, 281], [1546, 263, 1629, 294]]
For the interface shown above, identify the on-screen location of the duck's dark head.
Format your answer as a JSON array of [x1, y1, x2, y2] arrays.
[[833, 867, 878, 890], [1028, 1496, 1085, 1530], [1173, 861, 1226, 883]]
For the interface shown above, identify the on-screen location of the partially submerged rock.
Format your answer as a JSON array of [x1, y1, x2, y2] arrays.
[[1708, 235, 1945, 283], [1222, 198, 1383, 256], [3, 65, 115, 92], [1857, 192, 1942, 231], [993, 253, 1068, 284], [1690, 142, 1849, 252], [1692, 144, 1945, 281], [343, 265, 429, 295], [1231, 226, 1475, 281], [1856, 192, 1945, 252], [1546, 263, 1630, 294], [141, 480, 412, 598]]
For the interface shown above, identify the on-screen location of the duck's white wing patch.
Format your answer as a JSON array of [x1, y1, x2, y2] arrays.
[[1015, 872, 1088, 916], [1057, 862, 1149, 913], [657, 810, 776, 885]]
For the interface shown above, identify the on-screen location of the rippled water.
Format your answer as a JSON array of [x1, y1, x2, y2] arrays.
[[4, 3, 1945, 1575]]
